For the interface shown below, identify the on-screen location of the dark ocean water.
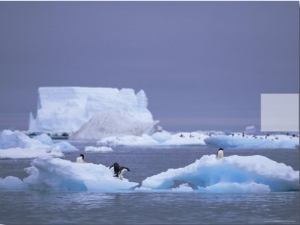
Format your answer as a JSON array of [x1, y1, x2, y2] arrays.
[[0, 142, 299, 224]]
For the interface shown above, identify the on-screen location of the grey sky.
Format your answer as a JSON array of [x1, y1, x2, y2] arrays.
[[0, 1, 299, 132]]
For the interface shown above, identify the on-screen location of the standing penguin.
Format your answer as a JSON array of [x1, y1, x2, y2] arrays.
[[216, 148, 224, 159], [76, 154, 86, 163]]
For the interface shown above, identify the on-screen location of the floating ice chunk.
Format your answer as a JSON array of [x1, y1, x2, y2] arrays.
[[141, 154, 299, 192], [97, 131, 208, 147], [23, 154, 138, 192], [0, 130, 43, 149], [52, 141, 79, 152], [204, 134, 299, 149], [0, 130, 77, 159], [161, 132, 207, 146]]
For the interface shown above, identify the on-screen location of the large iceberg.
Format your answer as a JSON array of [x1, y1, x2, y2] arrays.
[[29, 87, 159, 137]]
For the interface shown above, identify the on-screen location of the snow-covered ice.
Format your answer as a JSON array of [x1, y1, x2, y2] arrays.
[[0, 130, 78, 159], [139, 154, 299, 192], [0, 153, 298, 193], [1, 130, 298, 193], [1, 87, 299, 193], [97, 131, 299, 149], [1, 155, 138, 192], [1, 129, 298, 160], [97, 131, 208, 147], [26, 87, 298, 148], [204, 134, 299, 149], [23, 155, 138, 192], [71, 108, 159, 140]]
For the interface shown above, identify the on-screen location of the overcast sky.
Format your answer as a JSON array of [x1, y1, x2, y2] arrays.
[[0, 1, 299, 132]]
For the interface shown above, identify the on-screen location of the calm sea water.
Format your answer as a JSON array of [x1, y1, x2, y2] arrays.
[[0, 142, 299, 224]]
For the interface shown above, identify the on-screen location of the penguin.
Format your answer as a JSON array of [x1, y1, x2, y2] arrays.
[[216, 148, 224, 159], [109, 162, 120, 177], [76, 154, 85, 163], [109, 162, 130, 180]]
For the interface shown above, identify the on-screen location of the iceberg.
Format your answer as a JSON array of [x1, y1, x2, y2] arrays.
[[0, 150, 298, 193], [158, 132, 207, 146], [96, 131, 298, 148], [29, 87, 160, 138], [204, 134, 299, 149], [97, 131, 208, 147], [0, 155, 138, 192], [0, 130, 78, 159], [140, 154, 299, 192], [24, 155, 138, 192], [0, 130, 44, 149]]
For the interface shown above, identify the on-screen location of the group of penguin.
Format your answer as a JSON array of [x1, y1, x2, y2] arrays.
[[76, 154, 130, 180], [76, 148, 224, 180]]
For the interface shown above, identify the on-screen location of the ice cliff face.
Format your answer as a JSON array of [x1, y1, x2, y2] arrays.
[[29, 87, 159, 137]]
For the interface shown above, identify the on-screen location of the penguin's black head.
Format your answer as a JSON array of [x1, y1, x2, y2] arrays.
[[80, 154, 84, 159]]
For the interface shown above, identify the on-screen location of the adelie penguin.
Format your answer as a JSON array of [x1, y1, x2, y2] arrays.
[[216, 148, 224, 159], [76, 154, 86, 163], [109, 162, 130, 180]]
